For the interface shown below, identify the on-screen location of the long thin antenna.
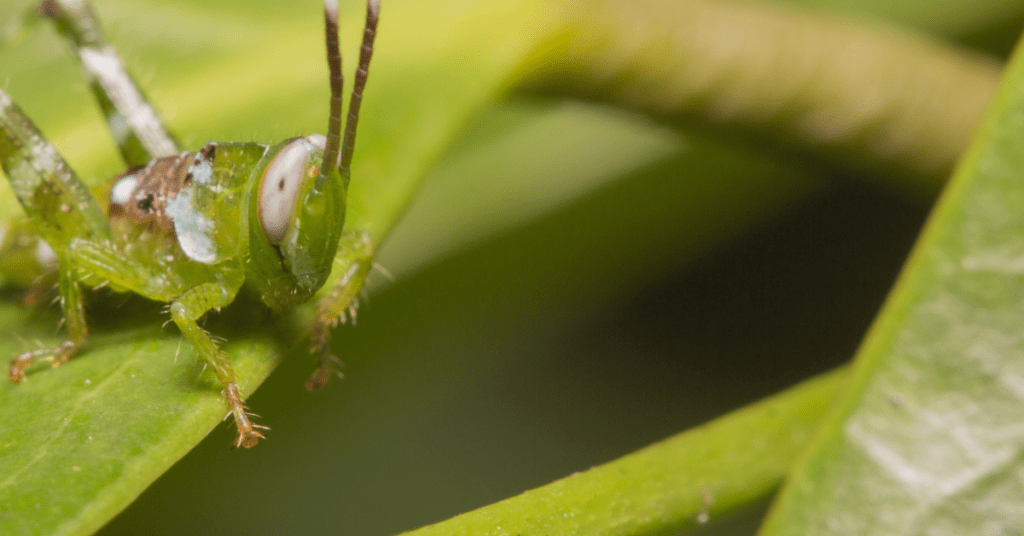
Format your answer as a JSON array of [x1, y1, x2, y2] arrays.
[[338, 0, 379, 183], [318, 0, 344, 184]]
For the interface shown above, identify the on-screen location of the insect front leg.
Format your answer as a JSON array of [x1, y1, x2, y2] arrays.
[[171, 283, 266, 448], [8, 258, 86, 381], [51, 238, 262, 447], [38, 0, 179, 166], [8, 235, 173, 381], [307, 231, 374, 390]]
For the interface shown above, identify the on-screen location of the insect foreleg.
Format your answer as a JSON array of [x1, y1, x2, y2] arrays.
[[38, 0, 179, 167], [49, 239, 261, 446], [8, 260, 86, 381], [170, 283, 265, 448], [307, 230, 373, 390]]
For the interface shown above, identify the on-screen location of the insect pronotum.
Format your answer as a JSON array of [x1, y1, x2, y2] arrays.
[[0, 0, 380, 448]]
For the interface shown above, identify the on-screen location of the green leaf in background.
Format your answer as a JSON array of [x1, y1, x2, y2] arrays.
[[1, 0, 1023, 534], [521, 0, 1002, 194], [760, 22, 1024, 536]]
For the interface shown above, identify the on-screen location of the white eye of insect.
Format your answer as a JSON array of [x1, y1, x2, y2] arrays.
[[259, 140, 313, 244]]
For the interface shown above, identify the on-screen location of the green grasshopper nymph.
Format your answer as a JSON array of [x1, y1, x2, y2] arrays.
[[0, 0, 380, 448]]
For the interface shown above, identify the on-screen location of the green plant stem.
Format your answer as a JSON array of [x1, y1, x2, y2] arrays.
[[518, 0, 1001, 192], [400, 367, 848, 536]]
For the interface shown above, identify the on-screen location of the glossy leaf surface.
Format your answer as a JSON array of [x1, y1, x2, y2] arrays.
[[762, 25, 1024, 536]]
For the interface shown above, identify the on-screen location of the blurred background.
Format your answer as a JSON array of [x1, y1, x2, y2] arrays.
[[0, 0, 1022, 534]]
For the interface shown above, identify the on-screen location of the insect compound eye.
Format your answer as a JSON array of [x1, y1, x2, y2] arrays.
[[259, 139, 314, 244]]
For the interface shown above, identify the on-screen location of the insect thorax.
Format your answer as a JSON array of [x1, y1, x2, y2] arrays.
[[107, 142, 268, 267]]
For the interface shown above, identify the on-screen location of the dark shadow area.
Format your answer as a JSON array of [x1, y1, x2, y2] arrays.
[[956, 13, 1024, 59]]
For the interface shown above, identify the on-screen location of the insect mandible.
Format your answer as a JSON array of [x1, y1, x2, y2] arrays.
[[0, 0, 380, 448]]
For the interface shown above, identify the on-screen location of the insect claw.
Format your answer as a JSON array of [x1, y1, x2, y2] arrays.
[[9, 365, 26, 383]]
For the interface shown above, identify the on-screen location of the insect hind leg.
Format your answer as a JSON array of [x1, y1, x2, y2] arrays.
[[37, 0, 179, 167]]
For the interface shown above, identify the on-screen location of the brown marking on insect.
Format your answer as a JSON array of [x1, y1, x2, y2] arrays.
[[107, 145, 217, 233], [198, 141, 216, 162]]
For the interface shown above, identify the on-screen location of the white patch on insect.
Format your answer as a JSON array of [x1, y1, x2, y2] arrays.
[[110, 174, 139, 206], [8, 137, 63, 203], [35, 239, 58, 268], [166, 189, 217, 264], [79, 46, 177, 158], [259, 139, 313, 244], [306, 133, 327, 152], [188, 156, 214, 187]]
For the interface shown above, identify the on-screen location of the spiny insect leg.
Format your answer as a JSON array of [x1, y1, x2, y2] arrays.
[[38, 0, 179, 166], [170, 283, 264, 448], [9, 261, 86, 381], [307, 231, 373, 390], [7, 234, 185, 380]]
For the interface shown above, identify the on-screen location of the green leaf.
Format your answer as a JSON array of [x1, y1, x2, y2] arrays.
[[0, 300, 282, 535], [0, 0, 555, 534], [401, 368, 847, 536], [760, 24, 1024, 536], [0, 0, 1018, 534]]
